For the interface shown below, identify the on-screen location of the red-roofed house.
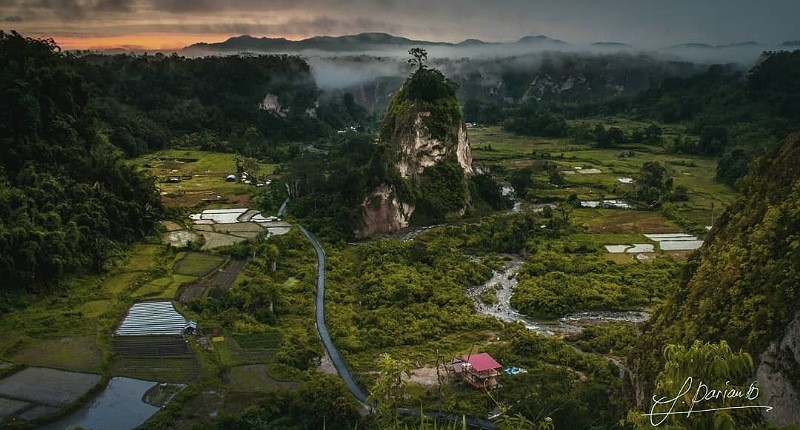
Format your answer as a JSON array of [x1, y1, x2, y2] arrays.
[[452, 352, 502, 390]]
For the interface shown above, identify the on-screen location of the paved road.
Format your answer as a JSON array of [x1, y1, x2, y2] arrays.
[[298, 225, 371, 405], [277, 198, 289, 217]]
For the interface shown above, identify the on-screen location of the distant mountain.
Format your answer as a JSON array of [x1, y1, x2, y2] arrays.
[[456, 38, 491, 46], [184, 32, 453, 53], [781, 40, 800, 47], [591, 41, 633, 48], [180, 32, 775, 59], [667, 41, 760, 49], [516, 35, 567, 45]]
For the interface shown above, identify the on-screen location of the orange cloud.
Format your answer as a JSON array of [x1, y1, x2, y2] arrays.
[[53, 32, 234, 50]]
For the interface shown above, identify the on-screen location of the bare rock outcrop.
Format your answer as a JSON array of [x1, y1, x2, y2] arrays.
[[756, 311, 800, 426], [355, 184, 414, 238], [395, 113, 473, 181]]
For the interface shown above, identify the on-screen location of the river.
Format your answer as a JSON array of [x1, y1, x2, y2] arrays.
[[466, 257, 649, 336]]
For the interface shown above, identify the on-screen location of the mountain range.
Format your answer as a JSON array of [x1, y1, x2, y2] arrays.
[[181, 32, 798, 54], [183, 32, 568, 53]]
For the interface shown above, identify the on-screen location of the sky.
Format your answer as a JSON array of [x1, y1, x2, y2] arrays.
[[1, 0, 798, 50]]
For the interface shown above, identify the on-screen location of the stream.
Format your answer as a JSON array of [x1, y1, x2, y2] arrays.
[[466, 257, 649, 336]]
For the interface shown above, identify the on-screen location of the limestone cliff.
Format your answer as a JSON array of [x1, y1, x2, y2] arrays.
[[354, 184, 414, 238], [756, 311, 800, 426], [356, 67, 473, 238], [394, 112, 473, 181]]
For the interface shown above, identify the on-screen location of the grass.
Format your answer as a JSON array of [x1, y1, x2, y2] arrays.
[[0, 243, 210, 372], [111, 357, 200, 383], [233, 331, 283, 350], [125, 245, 164, 272], [12, 335, 103, 373], [129, 149, 279, 208], [225, 364, 300, 393], [101, 272, 146, 295], [133, 274, 198, 299], [79, 300, 113, 318], [570, 209, 681, 234], [173, 252, 227, 277]]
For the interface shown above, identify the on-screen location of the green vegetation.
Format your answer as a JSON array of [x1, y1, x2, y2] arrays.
[[470, 123, 736, 230], [379, 65, 470, 224], [0, 242, 185, 371], [503, 108, 569, 137], [131, 149, 278, 207], [0, 31, 163, 291], [2, 33, 798, 430], [172, 252, 227, 277], [72, 51, 327, 158], [510, 237, 679, 319], [628, 341, 757, 429], [568, 322, 639, 356], [631, 133, 800, 417]]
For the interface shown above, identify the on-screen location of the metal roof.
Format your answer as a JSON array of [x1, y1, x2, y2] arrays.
[[462, 353, 502, 372], [115, 301, 188, 336]]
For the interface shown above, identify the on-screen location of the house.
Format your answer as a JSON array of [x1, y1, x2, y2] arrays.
[[452, 352, 502, 391]]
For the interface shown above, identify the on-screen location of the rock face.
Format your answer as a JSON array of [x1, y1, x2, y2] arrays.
[[756, 311, 800, 426], [395, 113, 473, 181], [355, 184, 415, 238], [356, 67, 473, 238]]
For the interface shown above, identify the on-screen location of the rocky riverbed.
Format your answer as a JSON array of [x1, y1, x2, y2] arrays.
[[467, 257, 649, 335]]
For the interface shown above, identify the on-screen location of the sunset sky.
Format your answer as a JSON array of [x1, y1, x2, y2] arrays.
[[1, 0, 799, 50]]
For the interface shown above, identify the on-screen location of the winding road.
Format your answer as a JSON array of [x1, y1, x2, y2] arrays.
[[298, 225, 370, 405]]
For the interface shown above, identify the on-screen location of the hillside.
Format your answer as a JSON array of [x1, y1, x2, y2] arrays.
[[0, 32, 163, 292], [70, 53, 329, 158], [630, 132, 800, 424]]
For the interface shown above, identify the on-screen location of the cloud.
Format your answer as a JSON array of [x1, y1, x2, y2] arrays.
[[4, 0, 800, 48]]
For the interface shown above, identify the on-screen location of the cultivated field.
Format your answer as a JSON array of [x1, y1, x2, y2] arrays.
[[131, 149, 278, 207], [470, 123, 737, 227]]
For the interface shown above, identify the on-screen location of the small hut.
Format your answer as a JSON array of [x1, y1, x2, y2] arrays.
[[452, 352, 502, 391]]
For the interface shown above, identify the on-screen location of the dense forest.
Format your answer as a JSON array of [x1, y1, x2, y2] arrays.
[[0, 31, 163, 293], [69, 52, 373, 160]]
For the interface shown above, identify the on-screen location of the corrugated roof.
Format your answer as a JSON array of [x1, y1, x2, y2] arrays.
[[462, 353, 502, 372], [115, 301, 188, 336]]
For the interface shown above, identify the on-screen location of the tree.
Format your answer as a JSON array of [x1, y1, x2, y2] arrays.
[[627, 341, 756, 430], [634, 161, 673, 206], [716, 148, 753, 188], [408, 47, 428, 71], [369, 353, 413, 427], [509, 168, 535, 199]]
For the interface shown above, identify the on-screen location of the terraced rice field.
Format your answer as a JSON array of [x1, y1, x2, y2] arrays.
[[111, 358, 200, 383], [113, 336, 193, 357], [173, 252, 227, 277], [178, 259, 246, 302]]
